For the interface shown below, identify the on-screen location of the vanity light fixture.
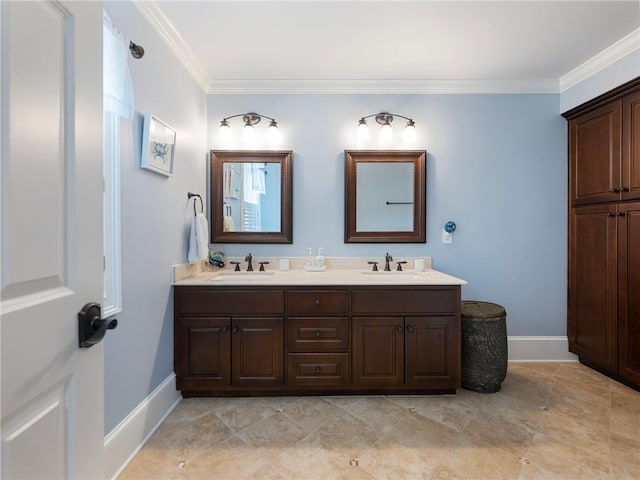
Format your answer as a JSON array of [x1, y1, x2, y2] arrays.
[[218, 112, 279, 146], [356, 112, 416, 145]]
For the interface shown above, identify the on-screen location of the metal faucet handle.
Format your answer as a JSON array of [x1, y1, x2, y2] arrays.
[[367, 261, 379, 272], [230, 261, 241, 272], [396, 261, 407, 271], [259, 261, 270, 272]]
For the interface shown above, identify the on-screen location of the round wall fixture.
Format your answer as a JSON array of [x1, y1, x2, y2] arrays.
[[444, 221, 457, 233]]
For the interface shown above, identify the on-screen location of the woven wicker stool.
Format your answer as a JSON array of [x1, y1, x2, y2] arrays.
[[461, 301, 508, 393]]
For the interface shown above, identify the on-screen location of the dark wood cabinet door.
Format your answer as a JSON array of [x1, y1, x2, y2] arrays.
[[352, 317, 404, 386], [569, 205, 618, 370], [175, 317, 231, 390], [623, 90, 640, 201], [405, 316, 460, 389], [569, 101, 622, 205], [231, 318, 284, 387], [618, 202, 640, 385]]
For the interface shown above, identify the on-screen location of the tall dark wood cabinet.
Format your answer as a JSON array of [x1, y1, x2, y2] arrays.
[[623, 89, 640, 200], [569, 101, 622, 205], [564, 77, 640, 390], [618, 202, 640, 384]]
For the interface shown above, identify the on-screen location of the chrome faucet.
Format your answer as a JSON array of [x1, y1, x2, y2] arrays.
[[384, 252, 393, 271], [245, 253, 254, 272]]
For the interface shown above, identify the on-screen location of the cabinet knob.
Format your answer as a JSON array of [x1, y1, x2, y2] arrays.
[[621, 187, 630, 192], [608, 212, 616, 217], [617, 212, 626, 217], [315, 366, 321, 374], [315, 299, 321, 305], [406, 325, 415, 333], [396, 325, 403, 332], [610, 187, 621, 193], [232, 326, 239, 333], [221, 326, 229, 333], [315, 330, 321, 337]]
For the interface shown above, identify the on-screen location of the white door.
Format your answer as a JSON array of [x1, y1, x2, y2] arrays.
[[1, 1, 106, 478]]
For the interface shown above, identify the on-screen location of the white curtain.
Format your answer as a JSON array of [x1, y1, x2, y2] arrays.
[[103, 11, 134, 120]]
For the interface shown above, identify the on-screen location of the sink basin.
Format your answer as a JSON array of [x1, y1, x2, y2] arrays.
[[211, 271, 275, 281], [361, 272, 424, 281]]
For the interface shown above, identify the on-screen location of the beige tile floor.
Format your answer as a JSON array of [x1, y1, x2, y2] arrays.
[[119, 363, 639, 479]]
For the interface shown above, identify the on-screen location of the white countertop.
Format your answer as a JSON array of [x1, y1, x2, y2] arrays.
[[173, 268, 467, 287]]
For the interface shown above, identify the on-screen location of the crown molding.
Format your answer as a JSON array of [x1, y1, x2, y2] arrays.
[[133, 1, 210, 92], [207, 78, 560, 95], [559, 28, 640, 93], [134, 0, 634, 96]]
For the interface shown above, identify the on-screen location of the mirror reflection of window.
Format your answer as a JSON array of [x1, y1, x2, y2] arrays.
[[223, 164, 238, 232], [260, 163, 281, 232], [356, 162, 415, 232], [211, 150, 292, 244], [221, 162, 281, 233]]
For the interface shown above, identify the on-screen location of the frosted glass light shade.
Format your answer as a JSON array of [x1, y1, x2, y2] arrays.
[[266, 121, 279, 146], [379, 123, 392, 145], [219, 122, 232, 143], [403, 123, 416, 144], [357, 120, 370, 143], [242, 124, 256, 145]]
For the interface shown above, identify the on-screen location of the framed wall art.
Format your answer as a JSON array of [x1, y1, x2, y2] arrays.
[[141, 113, 176, 176]]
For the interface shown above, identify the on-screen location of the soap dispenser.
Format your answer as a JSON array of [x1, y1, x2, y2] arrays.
[[315, 247, 325, 269], [305, 248, 313, 269]]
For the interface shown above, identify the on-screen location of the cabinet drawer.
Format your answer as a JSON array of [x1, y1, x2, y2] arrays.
[[352, 288, 459, 314], [176, 288, 284, 315], [287, 353, 350, 386], [287, 290, 349, 314], [287, 317, 350, 351]]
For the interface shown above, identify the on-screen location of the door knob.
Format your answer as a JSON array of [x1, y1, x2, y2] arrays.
[[78, 302, 117, 348]]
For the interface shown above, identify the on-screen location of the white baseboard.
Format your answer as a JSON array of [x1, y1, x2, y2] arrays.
[[508, 336, 578, 362], [104, 373, 181, 480]]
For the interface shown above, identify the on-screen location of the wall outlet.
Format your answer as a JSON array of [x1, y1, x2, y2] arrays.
[[442, 230, 453, 244]]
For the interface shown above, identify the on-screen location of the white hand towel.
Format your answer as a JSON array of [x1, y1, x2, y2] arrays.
[[188, 213, 209, 264], [223, 215, 235, 232], [251, 164, 266, 194]]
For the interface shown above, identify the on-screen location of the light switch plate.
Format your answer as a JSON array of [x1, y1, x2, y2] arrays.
[[442, 230, 453, 244]]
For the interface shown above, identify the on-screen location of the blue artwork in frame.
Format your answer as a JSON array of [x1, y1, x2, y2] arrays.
[[141, 113, 176, 177]]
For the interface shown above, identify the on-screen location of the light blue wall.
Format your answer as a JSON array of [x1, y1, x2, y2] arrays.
[[560, 50, 640, 112], [104, 2, 207, 434], [208, 94, 567, 337]]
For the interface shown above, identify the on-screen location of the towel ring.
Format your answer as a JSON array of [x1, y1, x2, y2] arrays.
[[187, 192, 203, 216]]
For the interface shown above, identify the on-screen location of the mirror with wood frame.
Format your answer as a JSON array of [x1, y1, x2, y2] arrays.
[[345, 150, 426, 243], [210, 150, 293, 243]]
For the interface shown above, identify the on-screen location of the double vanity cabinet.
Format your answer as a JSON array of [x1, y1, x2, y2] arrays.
[[173, 270, 464, 397]]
